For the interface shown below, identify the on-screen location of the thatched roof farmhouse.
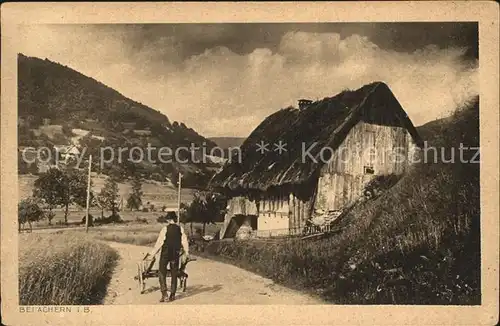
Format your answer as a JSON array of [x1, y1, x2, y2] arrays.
[[210, 81, 423, 239]]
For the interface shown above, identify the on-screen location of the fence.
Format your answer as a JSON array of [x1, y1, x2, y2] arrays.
[[251, 223, 340, 239]]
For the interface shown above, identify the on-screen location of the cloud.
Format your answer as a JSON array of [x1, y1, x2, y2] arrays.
[[16, 25, 478, 137]]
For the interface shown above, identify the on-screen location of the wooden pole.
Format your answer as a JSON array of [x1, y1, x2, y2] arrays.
[[177, 172, 182, 225], [85, 155, 92, 233]]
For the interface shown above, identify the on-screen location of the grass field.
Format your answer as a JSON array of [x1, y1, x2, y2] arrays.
[[19, 233, 119, 305], [58, 222, 223, 247], [18, 174, 197, 227], [19, 174, 195, 206], [76, 223, 164, 246], [29, 210, 175, 228]]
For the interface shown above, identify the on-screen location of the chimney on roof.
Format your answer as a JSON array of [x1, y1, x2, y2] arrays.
[[298, 99, 313, 110]]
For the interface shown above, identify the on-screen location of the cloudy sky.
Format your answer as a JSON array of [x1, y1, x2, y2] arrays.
[[17, 23, 478, 137]]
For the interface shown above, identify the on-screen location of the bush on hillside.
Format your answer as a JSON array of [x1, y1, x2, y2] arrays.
[[199, 97, 480, 305], [362, 174, 401, 199]]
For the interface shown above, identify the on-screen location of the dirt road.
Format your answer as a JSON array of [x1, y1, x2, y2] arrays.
[[103, 242, 324, 305]]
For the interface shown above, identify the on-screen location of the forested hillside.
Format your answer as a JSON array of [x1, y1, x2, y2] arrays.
[[17, 54, 220, 187]]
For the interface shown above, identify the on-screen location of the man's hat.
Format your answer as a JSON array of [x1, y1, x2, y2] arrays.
[[165, 211, 177, 221]]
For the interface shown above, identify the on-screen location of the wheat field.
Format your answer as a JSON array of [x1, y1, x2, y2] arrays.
[[19, 233, 119, 305]]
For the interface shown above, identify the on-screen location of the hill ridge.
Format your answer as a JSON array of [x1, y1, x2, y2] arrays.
[[17, 53, 220, 187]]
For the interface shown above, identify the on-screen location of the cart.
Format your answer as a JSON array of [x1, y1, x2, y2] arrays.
[[134, 254, 196, 294]]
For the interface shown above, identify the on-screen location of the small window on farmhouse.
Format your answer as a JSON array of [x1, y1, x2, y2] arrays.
[[364, 166, 375, 174]]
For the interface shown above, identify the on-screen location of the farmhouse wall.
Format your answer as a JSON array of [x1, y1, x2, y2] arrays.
[[257, 191, 289, 234], [314, 121, 417, 213], [221, 189, 315, 238]]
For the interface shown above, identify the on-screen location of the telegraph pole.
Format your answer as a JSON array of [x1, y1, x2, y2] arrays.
[[177, 172, 182, 225], [85, 155, 92, 233]]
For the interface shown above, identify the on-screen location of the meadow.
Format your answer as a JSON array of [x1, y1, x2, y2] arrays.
[[69, 222, 222, 246], [19, 233, 119, 305], [18, 174, 196, 228]]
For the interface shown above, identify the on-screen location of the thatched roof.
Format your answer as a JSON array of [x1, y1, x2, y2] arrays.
[[209, 81, 422, 192]]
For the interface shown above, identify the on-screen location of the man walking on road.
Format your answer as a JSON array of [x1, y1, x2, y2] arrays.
[[145, 211, 189, 302]]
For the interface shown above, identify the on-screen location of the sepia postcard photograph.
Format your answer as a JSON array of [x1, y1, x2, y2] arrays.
[[1, 2, 499, 325]]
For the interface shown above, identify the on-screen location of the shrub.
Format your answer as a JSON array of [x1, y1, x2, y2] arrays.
[[93, 214, 124, 225], [126, 194, 141, 211], [18, 198, 45, 232], [108, 213, 123, 223], [135, 216, 148, 224], [81, 214, 95, 226], [19, 233, 119, 305], [45, 211, 56, 225]]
